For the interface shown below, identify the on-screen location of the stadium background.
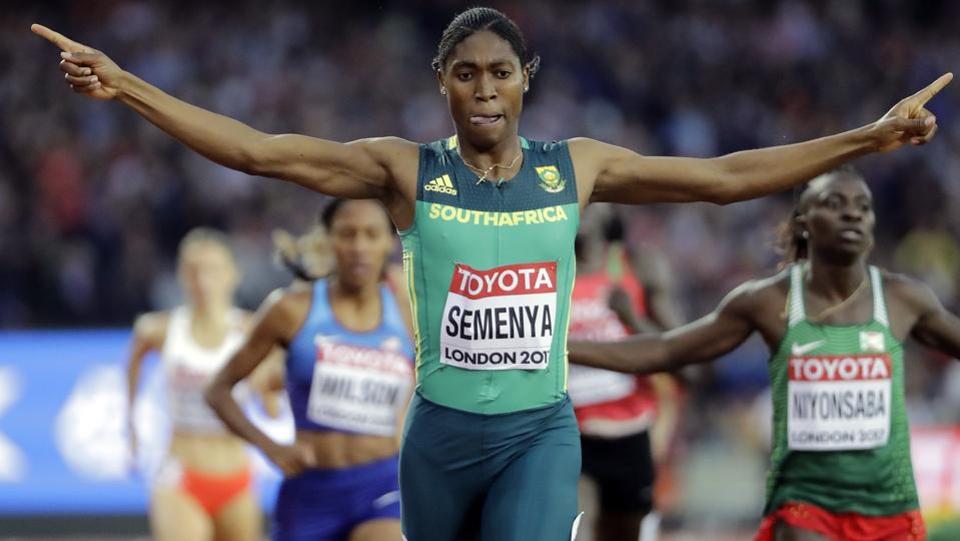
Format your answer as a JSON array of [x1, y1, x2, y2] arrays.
[[2, 0, 960, 539]]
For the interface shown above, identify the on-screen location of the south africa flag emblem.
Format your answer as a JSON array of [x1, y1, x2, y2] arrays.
[[536, 165, 565, 193]]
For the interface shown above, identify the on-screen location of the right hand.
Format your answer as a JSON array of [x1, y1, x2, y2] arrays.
[[31, 24, 124, 100], [869, 72, 952, 152], [266, 443, 318, 477]]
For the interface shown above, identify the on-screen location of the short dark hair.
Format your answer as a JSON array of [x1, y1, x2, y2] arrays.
[[321, 198, 348, 230], [432, 7, 540, 77]]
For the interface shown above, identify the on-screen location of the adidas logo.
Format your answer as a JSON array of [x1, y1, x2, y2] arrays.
[[425, 174, 457, 196]]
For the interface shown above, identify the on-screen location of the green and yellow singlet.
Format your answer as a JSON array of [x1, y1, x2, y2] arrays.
[[400, 136, 580, 414]]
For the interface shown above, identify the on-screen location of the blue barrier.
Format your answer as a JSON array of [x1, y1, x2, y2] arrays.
[[0, 329, 288, 515]]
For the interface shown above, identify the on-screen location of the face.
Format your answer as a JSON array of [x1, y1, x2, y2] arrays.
[[797, 173, 875, 261], [329, 201, 394, 290], [438, 30, 529, 149], [178, 240, 239, 307]]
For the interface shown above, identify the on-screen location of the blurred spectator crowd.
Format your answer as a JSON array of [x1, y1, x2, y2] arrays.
[[3, 0, 958, 326]]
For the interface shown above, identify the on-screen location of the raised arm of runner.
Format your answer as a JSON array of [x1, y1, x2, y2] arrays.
[[570, 73, 952, 207], [568, 279, 774, 374], [31, 24, 418, 224]]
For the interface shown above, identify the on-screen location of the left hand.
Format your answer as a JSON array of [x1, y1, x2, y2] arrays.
[[870, 73, 952, 152], [607, 286, 633, 322]]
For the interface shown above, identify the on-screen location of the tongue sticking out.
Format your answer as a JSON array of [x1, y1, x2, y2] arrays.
[[471, 115, 502, 125]]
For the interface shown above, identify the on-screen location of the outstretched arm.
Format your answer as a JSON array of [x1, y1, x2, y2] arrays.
[[31, 24, 416, 204], [571, 73, 952, 206], [569, 281, 760, 374]]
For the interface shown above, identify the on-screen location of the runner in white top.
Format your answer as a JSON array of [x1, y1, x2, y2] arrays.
[[126, 228, 278, 541]]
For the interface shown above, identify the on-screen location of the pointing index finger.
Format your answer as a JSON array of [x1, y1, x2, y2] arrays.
[[910, 72, 954, 108], [30, 23, 85, 53]]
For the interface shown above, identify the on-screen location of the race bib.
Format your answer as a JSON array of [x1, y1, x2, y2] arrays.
[[306, 340, 413, 437], [440, 262, 557, 370], [787, 354, 891, 451], [567, 364, 636, 407]]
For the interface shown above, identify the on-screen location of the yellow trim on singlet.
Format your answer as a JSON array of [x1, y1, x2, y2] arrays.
[[560, 260, 577, 391], [402, 250, 423, 374]]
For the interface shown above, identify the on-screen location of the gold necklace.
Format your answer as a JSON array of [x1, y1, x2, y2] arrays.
[[806, 274, 869, 322], [458, 146, 523, 185]]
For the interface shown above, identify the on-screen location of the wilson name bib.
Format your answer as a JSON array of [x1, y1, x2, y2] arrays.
[[307, 340, 413, 436]]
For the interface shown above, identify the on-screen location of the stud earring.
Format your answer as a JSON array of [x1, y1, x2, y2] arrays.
[[440, 88, 447, 95], [801, 230, 809, 239]]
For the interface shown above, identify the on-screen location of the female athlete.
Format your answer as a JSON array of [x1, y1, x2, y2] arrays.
[[126, 228, 271, 541], [569, 168, 960, 540], [205, 199, 414, 541]]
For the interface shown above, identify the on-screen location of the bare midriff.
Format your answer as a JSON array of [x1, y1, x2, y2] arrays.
[[296, 430, 398, 469]]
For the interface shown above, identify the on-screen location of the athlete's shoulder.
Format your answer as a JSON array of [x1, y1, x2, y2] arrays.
[[133, 310, 170, 348], [254, 283, 316, 342], [271, 281, 315, 312], [876, 267, 922, 288], [346, 136, 419, 176], [876, 268, 942, 315], [565, 137, 628, 158], [722, 268, 790, 315], [524, 137, 568, 153], [354, 136, 418, 155], [736, 268, 790, 297], [565, 137, 634, 191], [421, 136, 454, 154], [417, 137, 461, 168]]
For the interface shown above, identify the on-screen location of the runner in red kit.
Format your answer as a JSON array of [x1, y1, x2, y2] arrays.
[[567, 204, 681, 541]]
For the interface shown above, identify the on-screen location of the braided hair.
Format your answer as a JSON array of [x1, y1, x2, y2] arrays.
[[432, 7, 540, 77]]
